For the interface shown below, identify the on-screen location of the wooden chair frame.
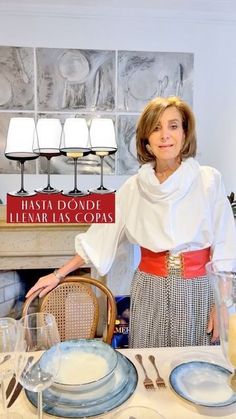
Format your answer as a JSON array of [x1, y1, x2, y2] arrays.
[[22, 276, 117, 344]]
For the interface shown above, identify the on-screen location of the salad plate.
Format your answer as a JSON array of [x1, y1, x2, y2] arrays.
[[169, 361, 236, 407], [26, 352, 138, 418]]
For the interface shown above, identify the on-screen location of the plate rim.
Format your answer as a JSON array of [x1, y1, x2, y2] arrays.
[[169, 360, 236, 408]]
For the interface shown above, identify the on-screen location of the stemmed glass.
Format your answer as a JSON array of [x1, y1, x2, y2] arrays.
[[206, 259, 236, 391], [60, 117, 91, 196], [0, 317, 22, 419], [17, 313, 61, 419], [90, 118, 117, 194], [33, 118, 62, 194], [5, 117, 39, 196]]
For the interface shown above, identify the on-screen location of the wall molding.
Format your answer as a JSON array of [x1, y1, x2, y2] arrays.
[[1, 3, 236, 25]]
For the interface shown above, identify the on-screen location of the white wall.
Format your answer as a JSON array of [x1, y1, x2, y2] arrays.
[[0, 4, 236, 200]]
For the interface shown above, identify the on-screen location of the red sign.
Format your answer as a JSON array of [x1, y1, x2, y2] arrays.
[[7, 193, 115, 224]]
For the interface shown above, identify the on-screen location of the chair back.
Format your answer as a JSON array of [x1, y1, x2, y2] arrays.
[[22, 276, 117, 344]]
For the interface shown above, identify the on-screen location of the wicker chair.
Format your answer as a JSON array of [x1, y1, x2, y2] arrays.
[[22, 276, 117, 344]]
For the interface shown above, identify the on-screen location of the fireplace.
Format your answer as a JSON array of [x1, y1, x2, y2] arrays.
[[0, 205, 135, 317]]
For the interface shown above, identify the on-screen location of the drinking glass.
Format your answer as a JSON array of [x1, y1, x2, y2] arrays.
[[90, 118, 117, 194], [5, 117, 39, 196], [0, 317, 22, 419], [17, 313, 61, 419], [206, 259, 236, 391], [33, 118, 62, 194], [60, 117, 91, 196]]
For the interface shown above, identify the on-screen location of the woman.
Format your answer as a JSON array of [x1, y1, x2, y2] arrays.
[[26, 96, 236, 348]]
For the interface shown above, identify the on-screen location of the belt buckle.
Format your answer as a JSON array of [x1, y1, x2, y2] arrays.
[[167, 252, 183, 271]]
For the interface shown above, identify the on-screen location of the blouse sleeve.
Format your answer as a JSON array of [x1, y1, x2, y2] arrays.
[[74, 189, 127, 276], [210, 169, 236, 260]]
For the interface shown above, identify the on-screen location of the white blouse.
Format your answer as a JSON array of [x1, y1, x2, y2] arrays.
[[75, 158, 236, 276]]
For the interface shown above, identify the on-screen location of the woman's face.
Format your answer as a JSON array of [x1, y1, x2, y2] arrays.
[[148, 106, 185, 165]]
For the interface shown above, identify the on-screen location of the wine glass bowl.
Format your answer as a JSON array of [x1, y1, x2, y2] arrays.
[[60, 117, 91, 196], [17, 313, 61, 419], [33, 118, 62, 194], [5, 117, 39, 196], [206, 259, 236, 391], [90, 118, 117, 194]]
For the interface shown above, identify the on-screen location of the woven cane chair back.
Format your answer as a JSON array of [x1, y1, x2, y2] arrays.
[[22, 276, 117, 344]]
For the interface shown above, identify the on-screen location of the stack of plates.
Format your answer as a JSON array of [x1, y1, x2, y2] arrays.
[[26, 339, 138, 418]]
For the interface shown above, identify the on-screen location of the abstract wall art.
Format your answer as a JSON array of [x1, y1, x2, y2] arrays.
[[0, 46, 194, 176]]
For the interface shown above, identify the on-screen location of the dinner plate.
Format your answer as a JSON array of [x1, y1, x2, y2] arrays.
[[169, 361, 236, 407], [25, 352, 138, 418]]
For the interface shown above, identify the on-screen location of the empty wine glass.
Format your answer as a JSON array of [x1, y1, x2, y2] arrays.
[[206, 259, 236, 391], [0, 317, 22, 419], [17, 313, 61, 419], [33, 118, 62, 194], [90, 118, 117, 194], [5, 117, 39, 196], [60, 117, 91, 196]]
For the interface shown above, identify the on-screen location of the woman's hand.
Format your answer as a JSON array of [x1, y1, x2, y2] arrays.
[[25, 273, 60, 298], [25, 254, 85, 299], [207, 304, 220, 343]]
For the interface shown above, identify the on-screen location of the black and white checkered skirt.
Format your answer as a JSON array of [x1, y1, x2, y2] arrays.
[[129, 268, 214, 348]]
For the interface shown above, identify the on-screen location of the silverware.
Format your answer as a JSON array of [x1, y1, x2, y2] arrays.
[[6, 374, 16, 399], [7, 381, 23, 408], [148, 355, 166, 388], [135, 354, 155, 390], [0, 354, 11, 365], [7, 355, 34, 408]]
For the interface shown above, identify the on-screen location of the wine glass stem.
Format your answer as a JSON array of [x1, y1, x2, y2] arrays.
[[19, 161, 27, 194], [1, 379, 9, 418], [46, 157, 51, 189], [73, 157, 78, 190], [38, 390, 43, 419], [100, 156, 104, 189]]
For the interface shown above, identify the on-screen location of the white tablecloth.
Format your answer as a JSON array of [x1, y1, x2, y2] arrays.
[[2, 345, 236, 419]]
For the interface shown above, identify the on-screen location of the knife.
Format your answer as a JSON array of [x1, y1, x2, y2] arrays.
[[7, 355, 34, 408], [7, 381, 23, 408], [6, 374, 16, 399]]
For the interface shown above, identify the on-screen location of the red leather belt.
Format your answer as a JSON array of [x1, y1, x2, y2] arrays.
[[138, 247, 211, 279]]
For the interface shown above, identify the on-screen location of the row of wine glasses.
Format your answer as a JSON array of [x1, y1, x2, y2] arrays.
[[5, 116, 117, 197], [1, 313, 61, 419]]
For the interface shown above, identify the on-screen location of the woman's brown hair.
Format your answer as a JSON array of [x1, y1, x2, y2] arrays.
[[136, 96, 197, 164]]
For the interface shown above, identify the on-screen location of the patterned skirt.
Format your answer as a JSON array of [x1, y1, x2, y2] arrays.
[[129, 268, 214, 348]]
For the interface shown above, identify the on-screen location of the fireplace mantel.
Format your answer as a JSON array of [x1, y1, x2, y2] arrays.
[[0, 205, 89, 270]]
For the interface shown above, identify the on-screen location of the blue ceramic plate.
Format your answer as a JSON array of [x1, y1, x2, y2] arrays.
[[169, 361, 236, 407], [40, 339, 118, 392], [26, 352, 138, 418]]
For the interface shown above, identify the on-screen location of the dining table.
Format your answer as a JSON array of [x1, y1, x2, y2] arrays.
[[2, 345, 236, 419]]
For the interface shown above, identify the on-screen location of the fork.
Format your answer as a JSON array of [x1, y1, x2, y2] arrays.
[[135, 354, 155, 390], [148, 355, 166, 388]]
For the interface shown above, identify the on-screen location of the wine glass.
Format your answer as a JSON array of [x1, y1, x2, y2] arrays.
[[5, 117, 39, 196], [0, 317, 22, 419], [60, 117, 91, 196], [17, 313, 61, 419], [33, 118, 62, 194], [90, 118, 117, 194], [206, 259, 236, 391]]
